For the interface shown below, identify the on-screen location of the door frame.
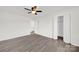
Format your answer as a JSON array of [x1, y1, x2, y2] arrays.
[[53, 12, 71, 43]]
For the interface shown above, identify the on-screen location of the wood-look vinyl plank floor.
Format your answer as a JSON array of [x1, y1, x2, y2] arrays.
[[0, 34, 79, 52]]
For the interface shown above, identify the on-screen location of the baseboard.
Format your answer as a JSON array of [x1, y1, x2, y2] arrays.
[[34, 33, 53, 39], [0, 33, 30, 41]]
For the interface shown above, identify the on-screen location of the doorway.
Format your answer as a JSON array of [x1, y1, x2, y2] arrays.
[[54, 13, 71, 44], [57, 16, 64, 40]]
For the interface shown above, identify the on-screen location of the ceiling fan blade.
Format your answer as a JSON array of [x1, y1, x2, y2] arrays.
[[24, 8, 31, 11], [36, 10, 42, 12], [28, 12, 31, 14], [35, 13, 37, 15]]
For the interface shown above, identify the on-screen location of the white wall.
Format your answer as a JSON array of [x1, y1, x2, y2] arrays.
[[1, 6, 79, 47], [70, 9, 79, 46], [0, 6, 54, 41], [54, 7, 79, 46], [53, 16, 58, 39], [0, 7, 31, 41], [35, 15, 53, 38], [35, 7, 79, 46], [63, 13, 71, 43]]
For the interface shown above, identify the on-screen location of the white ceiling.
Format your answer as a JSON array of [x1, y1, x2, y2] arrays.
[[0, 6, 78, 19], [0, 6, 74, 14]]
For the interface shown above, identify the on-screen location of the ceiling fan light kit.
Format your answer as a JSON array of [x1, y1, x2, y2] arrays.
[[32, 11, 36, 14]]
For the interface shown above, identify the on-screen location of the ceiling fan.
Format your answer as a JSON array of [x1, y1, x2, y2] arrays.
[[24, 6, 42, 15]]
